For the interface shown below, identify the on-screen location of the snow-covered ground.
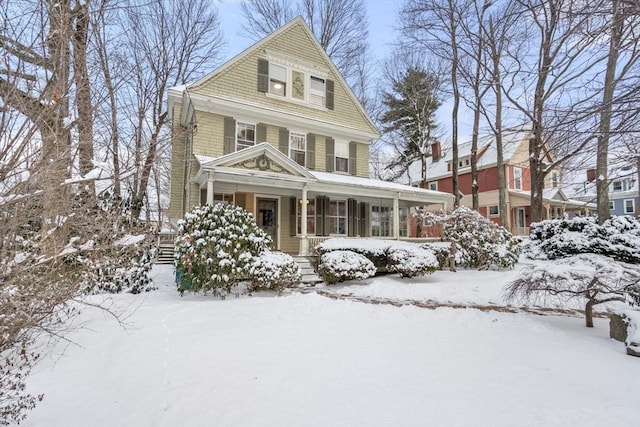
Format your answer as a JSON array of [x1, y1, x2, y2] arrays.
[[22, 264, 640, 427]]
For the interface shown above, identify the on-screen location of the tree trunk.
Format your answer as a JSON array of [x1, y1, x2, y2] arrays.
[[596, 0, 623, 224], [72, 3, 94, 195], [450, 6, 460, 208], [585, 300, 595, 328]]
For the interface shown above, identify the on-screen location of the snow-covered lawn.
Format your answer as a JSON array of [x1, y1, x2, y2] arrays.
[[22, 264, 639, 427]]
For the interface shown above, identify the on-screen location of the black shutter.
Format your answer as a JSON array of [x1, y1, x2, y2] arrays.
[[307, 133, 315, 170], [348, 199, 357, 237], [323, 197, 331, 236], [290, 196, 297, 236], [326, 137, 335, 173], [257, 59, 269, 92], [326, 79, 334, 110], [359, 202, 369, 237], [349, 141, 357, 175], [315, 196, 324, 236], [257, 123, 267, 143], [223, 117, 236, 154], [279, 128, 289, 155]]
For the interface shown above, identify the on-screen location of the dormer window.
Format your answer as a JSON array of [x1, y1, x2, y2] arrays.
[[458, 157, 470, 168]]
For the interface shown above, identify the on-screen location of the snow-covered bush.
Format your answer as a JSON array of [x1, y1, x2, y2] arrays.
[[248, 251, 302, 292], [174, 203, 271, 296], [525, 216, 640, 264], [440, 207, 519, 270], [317, 250, 376, 284], [505, 254, 640, 327], [315, 238, 389, 267], [387, 246, 438, 278]]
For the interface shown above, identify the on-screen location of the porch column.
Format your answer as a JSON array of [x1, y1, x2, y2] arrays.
[[299, 185, 308, 256], [206, 172, 214, 205], [393, 193, 400, 240]]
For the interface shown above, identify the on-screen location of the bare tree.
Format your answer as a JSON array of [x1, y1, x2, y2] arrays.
[[400, 0, 469, 207], [239, 0, 372, 107], [118, 0, 224, 220]]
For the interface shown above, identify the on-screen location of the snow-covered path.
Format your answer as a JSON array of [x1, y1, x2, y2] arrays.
[[21, 265, 640, 427]]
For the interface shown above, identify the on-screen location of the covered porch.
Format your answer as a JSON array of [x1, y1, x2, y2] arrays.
[[192, 143, 453, 255]]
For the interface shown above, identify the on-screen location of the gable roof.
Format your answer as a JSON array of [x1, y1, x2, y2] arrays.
[[169, 16, 379, 139]]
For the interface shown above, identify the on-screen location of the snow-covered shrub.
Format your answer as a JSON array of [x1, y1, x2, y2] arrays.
[[315, 238, 389, 267], [174, 203, 271, 296], [505, 254, 640, 327], [525, 216, 640, 263], [317, 250, 376, 284], [248, 251, 302, 292], [387, 246, 439, 278], [441, 207, 520, 269]]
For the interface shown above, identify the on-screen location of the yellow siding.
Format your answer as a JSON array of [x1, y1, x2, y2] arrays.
[[192, 111, 224, 157], [191, 22, 377, 137], [356, 142, 369, 178], [169, 103, 186, 219]]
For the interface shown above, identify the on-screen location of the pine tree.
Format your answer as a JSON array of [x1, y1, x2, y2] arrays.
[[381, 67, 441, 183]]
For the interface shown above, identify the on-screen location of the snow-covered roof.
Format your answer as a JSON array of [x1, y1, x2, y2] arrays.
[[565, 166, 638, 200], [402, 125, 533, 185]]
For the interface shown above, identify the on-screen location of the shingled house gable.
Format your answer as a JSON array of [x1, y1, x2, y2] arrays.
[[186, 17, 377, 137]]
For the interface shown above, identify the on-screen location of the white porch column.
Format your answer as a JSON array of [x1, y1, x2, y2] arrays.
[[393, 193, 400, 240], [299, 185, 308, 256], [206, 172, 214, 205]]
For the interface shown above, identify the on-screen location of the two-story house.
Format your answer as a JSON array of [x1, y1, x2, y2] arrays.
[[168, 17, 452, 255], [409, 127, 592, 235], [568, 166, 639, 216]]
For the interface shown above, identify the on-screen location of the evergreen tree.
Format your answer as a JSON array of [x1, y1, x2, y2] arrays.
[[380, 67, 441, 183]]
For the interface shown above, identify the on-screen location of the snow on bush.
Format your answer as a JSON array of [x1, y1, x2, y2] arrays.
[[317, 250, 376, 284], [249, 251, 302, 292], [387, 246, 438, 278], [525, 216, 640, 264], [315, 238, 389, 267], [505, 254, 640, 327], [439, 207, 519, 270], [174, 203, 271, 297]]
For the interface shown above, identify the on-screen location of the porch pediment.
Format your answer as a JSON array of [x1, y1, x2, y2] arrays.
[[200, 142, 316, 179]]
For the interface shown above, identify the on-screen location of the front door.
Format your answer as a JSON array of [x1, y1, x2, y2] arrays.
[[257, 198, 278, 247], [515, 208, 526, 228]]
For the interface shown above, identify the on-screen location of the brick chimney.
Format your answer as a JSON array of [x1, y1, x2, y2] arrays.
[[431, 141, 441, 161], [586, 168, 596, 182]]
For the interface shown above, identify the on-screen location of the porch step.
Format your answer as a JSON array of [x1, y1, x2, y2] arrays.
[[291, 256, 323, 285], [155, 243, 175, 265]]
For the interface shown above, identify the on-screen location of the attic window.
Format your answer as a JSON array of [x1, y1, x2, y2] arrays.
[[309, 76, 326, 106], [269, 63, 287, 96]]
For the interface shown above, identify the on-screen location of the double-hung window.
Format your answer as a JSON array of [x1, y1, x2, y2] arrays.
[[328, 200, 347, 235], [514, 167, 522, 190], [309, 76, 326, 106], [269, 63, 287, 96], [488, 205, 499, 216], [371, 205, 391, 237], [236, 123, 255, 150], [625, 199, 635, 214], [297, 199, 316, 235], [290, 133, 306, 166], [335, 140, 349, 173], [613, 180, 623, 192]]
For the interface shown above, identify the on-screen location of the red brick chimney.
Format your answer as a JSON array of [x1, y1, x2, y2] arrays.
[[431, 141, 441, 161], [586, 168, 596, 182]]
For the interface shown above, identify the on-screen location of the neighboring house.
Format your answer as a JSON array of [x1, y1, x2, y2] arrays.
[[407, 126, 593, 236], [167, 17, 452, 255], [567, 167, 639, 216]]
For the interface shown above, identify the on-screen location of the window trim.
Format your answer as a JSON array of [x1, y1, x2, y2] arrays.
[[328, 199, 348, 235], [236, 122, 256, 151], [289, 132, 306, 167], [514, 167, 522, 190], [551, 171, 559, 188], [612, 180, 623, 192], [428, 182, 438, 191], [624, 198, 635, 214], [371, 205, 392, 237], [334, 140, 349, 173], [609, 201, 615, 210], [488, 205, 499, 217]]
